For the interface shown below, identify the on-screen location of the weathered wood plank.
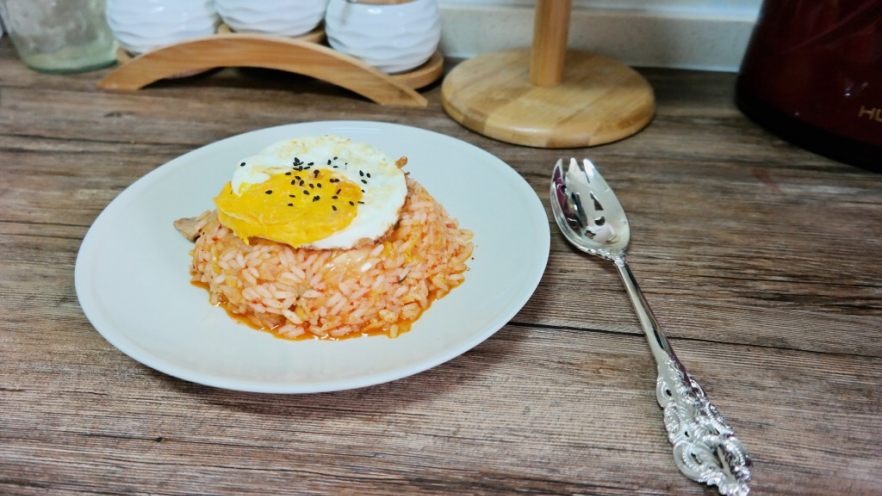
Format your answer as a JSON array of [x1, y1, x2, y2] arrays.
[[2, 325, 881, 495]]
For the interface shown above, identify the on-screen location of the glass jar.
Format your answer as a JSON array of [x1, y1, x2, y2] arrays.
[[0, 0, 117, 73]]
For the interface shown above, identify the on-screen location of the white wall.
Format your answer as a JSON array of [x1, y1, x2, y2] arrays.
[[437, 0, 763, 72]]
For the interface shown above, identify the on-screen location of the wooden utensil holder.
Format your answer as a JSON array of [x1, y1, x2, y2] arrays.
[[441, 0, 655, 148]]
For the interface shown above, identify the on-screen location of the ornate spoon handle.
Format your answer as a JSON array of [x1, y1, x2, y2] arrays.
[[614, 258, 752, 496]]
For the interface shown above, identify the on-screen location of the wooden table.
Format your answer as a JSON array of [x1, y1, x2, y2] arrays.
[[2, 41, 881, 495]]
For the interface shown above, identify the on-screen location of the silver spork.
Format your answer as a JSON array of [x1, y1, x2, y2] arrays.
[[549, 158, 752, 496]]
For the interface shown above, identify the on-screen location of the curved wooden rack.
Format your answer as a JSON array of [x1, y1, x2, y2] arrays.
[[98, 34, 428, 108]]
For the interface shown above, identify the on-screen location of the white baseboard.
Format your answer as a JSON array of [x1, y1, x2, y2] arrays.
[[439, 4, 758, 72]]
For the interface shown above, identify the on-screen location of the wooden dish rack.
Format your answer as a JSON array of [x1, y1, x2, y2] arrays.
[[99, 23, 443, 108]]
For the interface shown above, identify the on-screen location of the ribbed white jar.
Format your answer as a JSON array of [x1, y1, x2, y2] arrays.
[[325, 0, 441, 74], [106, 0, 219, 55], [215, 0, 327, 37]]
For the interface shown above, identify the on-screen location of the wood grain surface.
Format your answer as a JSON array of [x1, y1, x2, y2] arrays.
[[2, 39, 882, 495]]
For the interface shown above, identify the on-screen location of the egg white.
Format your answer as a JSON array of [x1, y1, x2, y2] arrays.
[[229, 135, 407, 249]]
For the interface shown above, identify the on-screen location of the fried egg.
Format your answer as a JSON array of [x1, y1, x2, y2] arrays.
[[214, 136, 407, 249]]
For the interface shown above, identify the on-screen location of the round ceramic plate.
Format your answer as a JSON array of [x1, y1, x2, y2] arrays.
[[75, 121, 550, 393]]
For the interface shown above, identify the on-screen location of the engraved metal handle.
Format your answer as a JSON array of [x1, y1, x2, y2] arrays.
[[614, 258, 752, 496], [550, 158, 751, 494]]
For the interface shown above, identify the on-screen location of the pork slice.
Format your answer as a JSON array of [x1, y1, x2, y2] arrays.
[[174, 210, 212, 242]]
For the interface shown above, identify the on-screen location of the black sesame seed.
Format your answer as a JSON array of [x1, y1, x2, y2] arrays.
[[313, 169, 320, 177], [309, 184, 314, 189], [361, 189, 365, 193], [359, 170, 364, 177], [332, 205, 337, 211], [361, 179, 367, 184], [240, 162, 246, 167], [287, 203, 293, 207], [317, 183, 322, 189], [308, 162, 314, 166], [348, 201, 354, 206], [358, 201, 365, 204], [336, 188, 341, 195], [299, 180, 305, 186], [265, 190, 272, 195], [333, 156, 338, 160], [289, 194, 295, 198], [285, 172, 291, 176], [327, 159, 331, 165], [290, 180, 296, 185], [332, 196, 338, 200], [313, 195, 320, 202], [302, 189, 309, 195], [366, 173, 371, 178]]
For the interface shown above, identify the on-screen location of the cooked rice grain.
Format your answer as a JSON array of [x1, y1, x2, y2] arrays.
[[190, 179, 473, 339]]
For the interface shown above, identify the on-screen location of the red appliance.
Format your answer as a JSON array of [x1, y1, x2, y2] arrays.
[[736, 0, 882, 169]]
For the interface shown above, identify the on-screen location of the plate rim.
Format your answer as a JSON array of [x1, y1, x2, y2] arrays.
[[75, 120, 550, 394]]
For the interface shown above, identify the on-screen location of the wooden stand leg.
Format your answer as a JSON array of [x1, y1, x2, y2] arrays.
[[530, 0, 571, 87]]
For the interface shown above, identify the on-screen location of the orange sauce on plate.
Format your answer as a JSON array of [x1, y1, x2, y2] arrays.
[[191, 281, 449, 341]]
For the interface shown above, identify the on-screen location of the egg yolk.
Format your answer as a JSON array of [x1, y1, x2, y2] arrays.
[[214, 169, 363, 248]]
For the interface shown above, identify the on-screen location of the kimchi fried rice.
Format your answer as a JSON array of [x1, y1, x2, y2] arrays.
[[187, 178, 473, 339]]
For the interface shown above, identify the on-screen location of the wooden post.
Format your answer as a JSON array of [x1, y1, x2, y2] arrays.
[[530, 0, 572, 87]]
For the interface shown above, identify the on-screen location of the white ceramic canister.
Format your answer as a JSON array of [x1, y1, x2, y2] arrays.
[[325, 0, 441, 74], [106, 0, 219, 55], [216, 0, 328, 37]]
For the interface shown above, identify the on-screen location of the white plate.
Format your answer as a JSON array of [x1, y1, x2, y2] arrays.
[[75, 121, 550, 393]]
